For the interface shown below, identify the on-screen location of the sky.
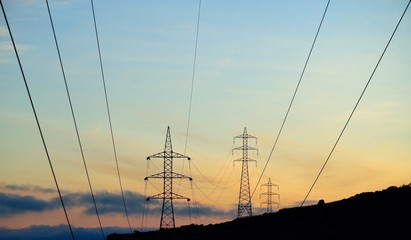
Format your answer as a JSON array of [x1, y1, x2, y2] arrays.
[[1, 0, 410, 239]]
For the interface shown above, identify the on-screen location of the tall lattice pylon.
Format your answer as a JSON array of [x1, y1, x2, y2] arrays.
[[145, 126, 192, 229], [260, 177, 280, 213], [233, 127, 258, 218]]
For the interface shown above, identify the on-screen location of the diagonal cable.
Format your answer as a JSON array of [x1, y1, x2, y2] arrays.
[[177, 0, 202, 194], [251, 0, 331, 199], [301, 0, 410, 207], [184, 0, 202, 154], [90, 0, 132, 232], [45, 0, 105, 238], [0, 1, 75, 239]]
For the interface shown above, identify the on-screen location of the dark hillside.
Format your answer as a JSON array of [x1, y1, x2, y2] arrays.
[[107, 184, 411, 240]]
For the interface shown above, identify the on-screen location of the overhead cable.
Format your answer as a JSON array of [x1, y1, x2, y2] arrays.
[[90, 0, 132, 232], [301, 0, 410, 207], [251, 0, 331, 199], [0, 1, 75, 239], [178, 0, 202, 194], [45, 0, 105, 239], [184, 0, 202, 154]]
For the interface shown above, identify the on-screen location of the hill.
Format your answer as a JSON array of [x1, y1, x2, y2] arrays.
[[107, 184, 411, 240]]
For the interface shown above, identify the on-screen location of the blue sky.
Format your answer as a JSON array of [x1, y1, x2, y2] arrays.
[[1, 0, 410, 239]]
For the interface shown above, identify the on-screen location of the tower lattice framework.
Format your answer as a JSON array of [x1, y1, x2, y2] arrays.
[[260, 177, 279, 213], [145, 126, 192, 229], [233, 127, 258, 218]]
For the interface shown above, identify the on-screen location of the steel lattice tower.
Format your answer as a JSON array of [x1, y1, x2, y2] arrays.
[[145, 126, 192, 229], [233, 127, 258, 218], [260, 177, 279, 213]]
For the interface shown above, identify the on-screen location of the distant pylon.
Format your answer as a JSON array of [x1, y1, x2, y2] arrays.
[[233, 127, 258, 218], [260, 177, 279, 213], [144, 126, 192, 229]]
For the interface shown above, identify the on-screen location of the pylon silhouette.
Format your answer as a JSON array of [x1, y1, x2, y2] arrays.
[[260, 177, 279, 213], [144, 126, 192, 229], [233, 127, 258, 218]]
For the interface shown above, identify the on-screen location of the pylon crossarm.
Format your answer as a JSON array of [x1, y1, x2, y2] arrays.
[[232, 146, 258, 152], [260, 201, 268, 206], [234, 133, 257, 140], [146, 192, 165, 200], [261, 183, 279, 190], [145, 172, 165, 179], [147, 151, 190, 160], [147, 151, 166, 159], [233, 158, 257, 163]]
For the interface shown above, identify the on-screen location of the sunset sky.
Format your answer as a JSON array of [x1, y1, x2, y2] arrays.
[[1, 0, 410, 239]]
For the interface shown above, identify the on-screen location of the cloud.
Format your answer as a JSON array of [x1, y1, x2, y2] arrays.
[[68, 191, 148, 216], [1, 183, 56, 194], [0, 190, 138, 217], [0, 225, 73, 240], [173, 201, 235, 218], [0, 192, 58, 217], [0, 225, 132, 240], [0, 184, 235, 219], [0, 39, 32, 64], [0, 189, 154, 217], [0, 27, 7, 37], [0, 25, 32, 54], [0, 41, 12, 51], [287, 200, 319, 208]]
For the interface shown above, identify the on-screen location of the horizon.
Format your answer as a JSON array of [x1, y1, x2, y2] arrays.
[[2, 182, 409, 239]]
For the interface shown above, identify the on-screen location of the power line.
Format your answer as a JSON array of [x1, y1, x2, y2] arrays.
[[178, 0, 202, 194], [300, 0, 411, 207], [174, 132, 235, 190], [184, 0, 202, 154], [0, 1, 75, 240], [45, 1, 105, 239], [189, 178, 203, 225], [251, 0, 331, 199], [90, 0, 132, 232]]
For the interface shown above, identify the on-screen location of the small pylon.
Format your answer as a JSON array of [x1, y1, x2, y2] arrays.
[[233, 127, 258, 218], [260, 177, 279, 213], [144, 126, 192, 229]]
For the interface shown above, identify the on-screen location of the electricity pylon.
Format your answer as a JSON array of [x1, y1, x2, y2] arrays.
[[233, 127, 258, 218], [260, 177, 280, 213], [144, 126, 192, 229]]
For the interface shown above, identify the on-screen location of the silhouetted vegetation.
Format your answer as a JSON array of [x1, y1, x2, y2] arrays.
[[107, 184, 411, 240]]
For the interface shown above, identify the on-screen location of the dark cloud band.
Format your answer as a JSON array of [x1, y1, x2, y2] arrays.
[[0, 192, 57, 217], [0, 187, 234, 219]]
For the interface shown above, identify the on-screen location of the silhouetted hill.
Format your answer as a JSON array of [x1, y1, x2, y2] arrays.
[[107, 184, 411, 240]]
